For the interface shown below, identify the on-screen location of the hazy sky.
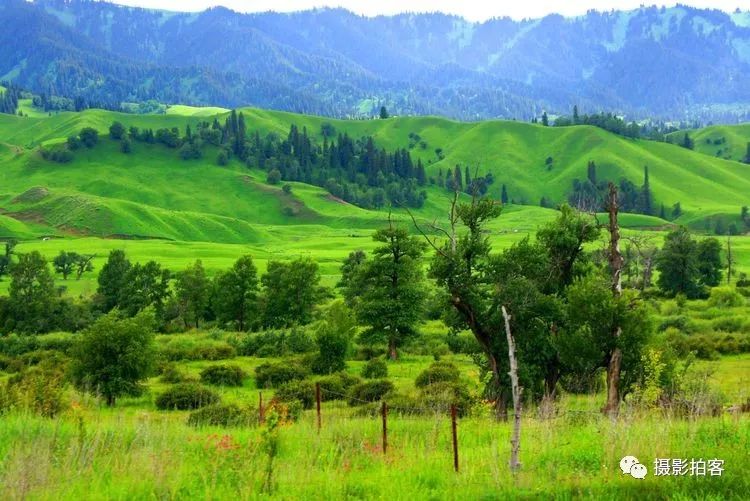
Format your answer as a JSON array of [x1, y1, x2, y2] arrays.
[[107, 0, 750, 21]]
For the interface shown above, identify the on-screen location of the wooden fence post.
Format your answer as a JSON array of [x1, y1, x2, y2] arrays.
[[451, 404, 459, 472], [315, 382, 322, 433], [381, 401, 388, 455], [259, 391, 265, 425]]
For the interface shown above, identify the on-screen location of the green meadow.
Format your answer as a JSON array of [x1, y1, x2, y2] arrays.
[[1, 104, 750, 500]]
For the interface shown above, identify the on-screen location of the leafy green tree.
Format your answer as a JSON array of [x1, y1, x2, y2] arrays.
[[672, 202, 682, 219], [74, 254, 95, 280], [71, 310, 156, 406], [96, 250, 132, 312], [311, 300, 355, 374], [214, 255, 258, 331], [697, 237, 722, 287], [541, 112, 549, 126], [261, 258, 326, 328], [175, 260, 210, 329], [680, 133, 694, 150], [655, 227, 702, 298], [0, 239, 16, 280], [120, 138, 132, 153], [8, 251, 56, 333], [109, 121, 125, 140], [556, 274, 652, 397], [743, 142, 750, 164], [267, 168, 281, 185], [79, 127, 99, 148], [121, 261, 171, 317], [379, 106, 389, 119], [501, 184, 509, 204], [337, 250, 367, 307], [536, 204, 600, 292], [53, 251, 79, 280], [355, 224, 426, 360]]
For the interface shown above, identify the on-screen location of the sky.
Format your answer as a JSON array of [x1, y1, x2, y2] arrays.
[[107, 0, 750, 21]]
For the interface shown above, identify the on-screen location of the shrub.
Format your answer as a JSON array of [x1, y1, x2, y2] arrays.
[[361, 358, 388, 379], [274, 380, 315, 409], [317, 371, 362, 401], [658, 315, 693, 333], [230, 328, 315, 357], [419, 381, 475, 416], [200, 365, 246, 387], [446, 331, 483, 355], [707, 287, 745, 308], [159, 363, 192, 384], [254, 361, 309, 389], [347, 380, 394, 406], [3, 366, 67, 417], [415, 361, 460, 388], [187, 403, 257, 427], [711, 315, 748, 333], [155, 383, 219, 410], [159, 338, 236, 361]]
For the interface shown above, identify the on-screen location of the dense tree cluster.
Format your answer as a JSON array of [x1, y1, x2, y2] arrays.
[[0, 83, 21, 115], [554, 109, 640, 139], [567, 162, 654, 215]]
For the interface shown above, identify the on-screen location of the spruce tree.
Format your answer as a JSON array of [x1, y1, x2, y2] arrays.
[[640, 165, 653, 215], [501, 184, 509, 204]]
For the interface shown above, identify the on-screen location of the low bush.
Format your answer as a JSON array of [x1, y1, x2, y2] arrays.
[[317, 371, 361, 401], [274, 380, 316, 409], [415, 361, 460, 388], [2, 366, 67, 417], [347, 380, 394, 406], [445, 331, 483, 355], [200, 365, 246, 387], [711, 315, 748, 333], [159, 338, 236, 361], [707, 287, 746, 308], [419, 381, 476, 416], [658, 315, 693, 333], [254, 361, 309, 389], [159, 363, 193, 384], [187, 403, 257, 428], [361, 358, 388, 379], [230, 328, 315, 357], [155, 383, 219, 410]]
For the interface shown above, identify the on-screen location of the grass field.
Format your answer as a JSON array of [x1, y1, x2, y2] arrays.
[[0, 346, 747, 500]]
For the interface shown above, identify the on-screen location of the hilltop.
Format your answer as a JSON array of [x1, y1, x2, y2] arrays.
[[1, 105, 749, 243]]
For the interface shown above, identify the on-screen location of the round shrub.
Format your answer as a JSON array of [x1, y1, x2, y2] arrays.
[[200, 365, 246, 387], [187, 403, 257, 428], [254, 361, 309, 389], [347, 379, 394, 406], [415, 361, 460, 388], [155, 383, 219, 410], [419, 381, 476, 416], [159, 363, 192, 384], [317, 371, 362, 401], [274, 380, 316, 409], [361, 358, 388, 379], [707, 287, 746, 308]]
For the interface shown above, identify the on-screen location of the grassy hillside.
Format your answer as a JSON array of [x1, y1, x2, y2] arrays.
[[1, 107, 749, 244], [668, 124, 750, 163]]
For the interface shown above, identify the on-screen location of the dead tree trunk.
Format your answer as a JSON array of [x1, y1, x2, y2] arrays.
[[502, 306, 522, 472], [604, 183, 623, 418]]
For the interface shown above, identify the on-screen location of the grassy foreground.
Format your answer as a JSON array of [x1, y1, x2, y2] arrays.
[[0, 393, 747, 499]]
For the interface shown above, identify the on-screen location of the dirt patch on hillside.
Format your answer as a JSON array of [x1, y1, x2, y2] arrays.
[[325, 194, 351, 206], [12, 186, 50, 204]]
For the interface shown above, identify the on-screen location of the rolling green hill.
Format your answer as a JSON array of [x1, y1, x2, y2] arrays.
[[668, 124, 750, 163], [1, 106, 749, 244]]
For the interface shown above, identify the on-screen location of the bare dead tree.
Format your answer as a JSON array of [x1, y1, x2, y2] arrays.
[[502, 306, 522, 472], [603, 183, 623, 418]]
